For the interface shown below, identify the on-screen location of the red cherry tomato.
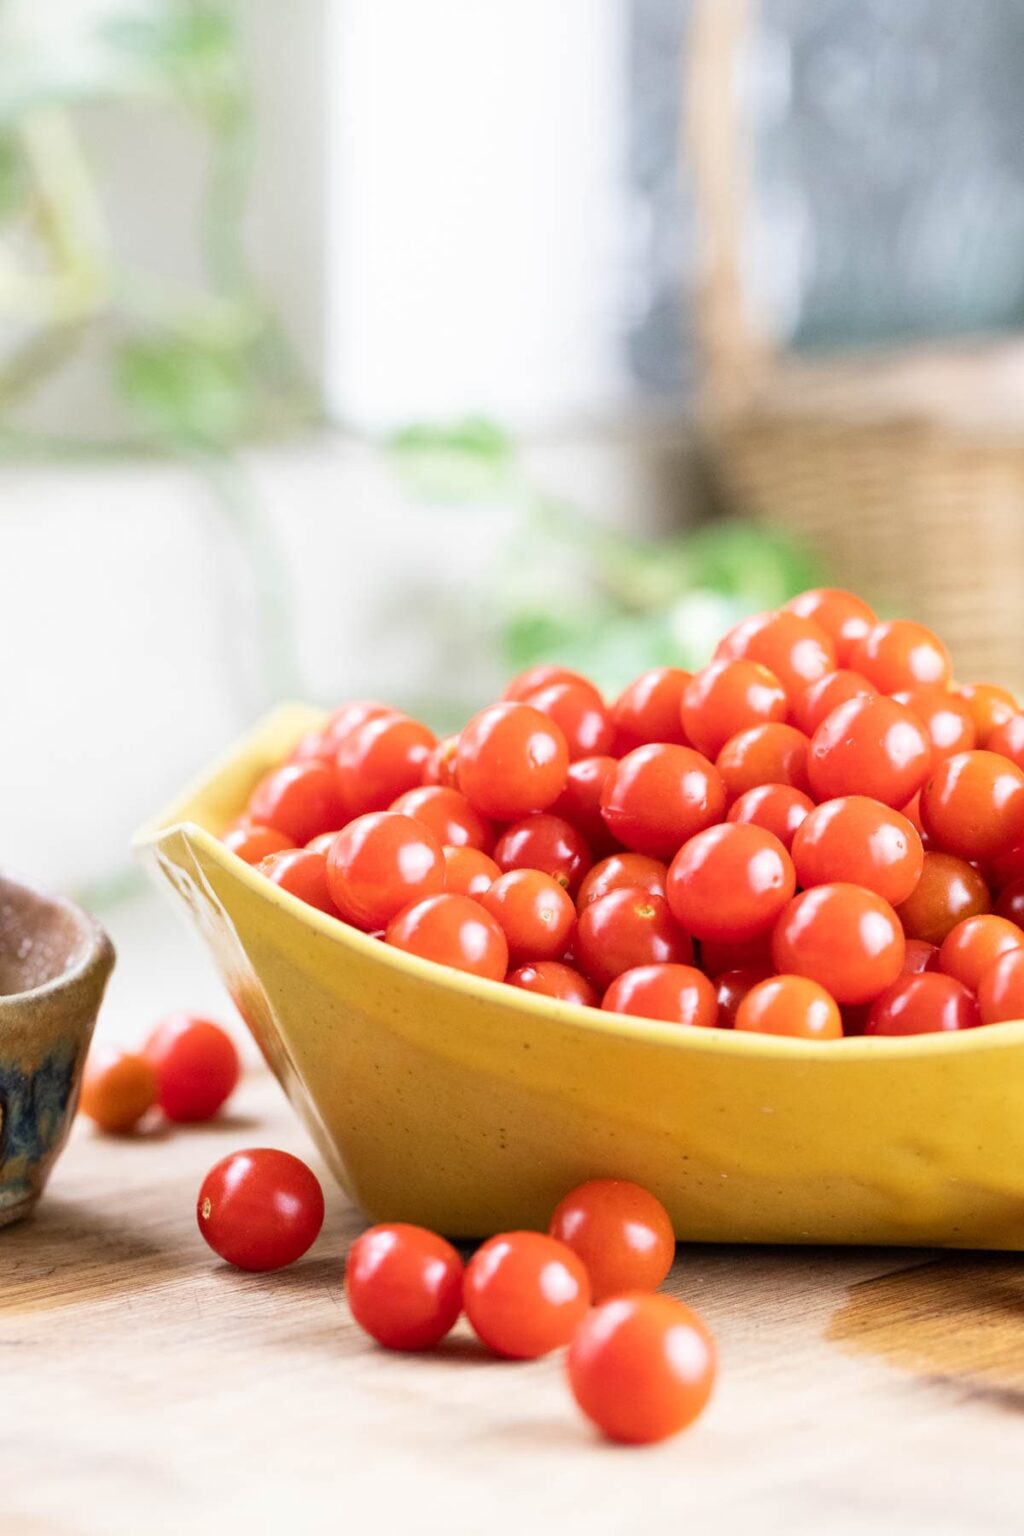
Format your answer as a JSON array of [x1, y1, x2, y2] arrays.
[[197, 1149, 324, 1271], [576, 852, 668, 910], [422, 733, 460, 788], [550, 756, 618, 854], [666, 823, 795, 943], [772, 884, 905, 1004], [223, 823, 294, 865], [977, 948, 1024, 1024], [389, 784, 493, 852], [808, 694, 932, 808], [506, 961, 598, 1007], [145, 1014, 240, 1123], [956, 684, 1018, 748], [699, 932, 774, 976], [326, 813, 445, 930], [493, 813, 592, 896], [790, 669, 877, 736], [920, 750, 1024, 861], [783, 588, 876, 666], [602, 964, 718, 1027], [294, 701, 396, 762], [456, 703, 569, 820], [790, 796, 924, 907], [80, 1047, 157, 1133], [442, 845, 500, 898], [305, 830, 342, 855], [336, 714, 437, 817], [715, 723, 811, 803], [681, 659, 787, 760], [567, 1292, 716, 1444], [503, 664, 597, 703], [575, 888, 693, 991], [896, 852, 991, 945], [989, 836, 1024, 890], [995, 876, 1024, 927], [715, 609, 835, 699], [713, 966, 772, 1028], [600, 744, 726, 859], [894, 687, 976, 760], [478, 869, 576, 964], [463, 1231, 591, 1359], [248, 760, 343, 845], [258, 848, 339, 916], [865, 974, 980, 1036], [901, 939, 941, 975], [611, 667, 691, 753], [345, 1223, 464, 1351], [726, 783, 814, 849], [849, 619, 952, 694], [734, 975, 843, 1040], [385, 893, 508, 980], [525, 681, 613, 761], [987, 714, 1024, 770], [549, 1179, 675, 1301], [937, 914, 1024, 992]]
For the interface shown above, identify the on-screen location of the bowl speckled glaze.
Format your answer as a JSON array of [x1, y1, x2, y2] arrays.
[[0, 873, 115, 1225], [136, 705, 1024, 1249]]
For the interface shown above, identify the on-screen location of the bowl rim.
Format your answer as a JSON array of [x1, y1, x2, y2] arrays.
[[0, 868, 114, 1009], [134, 703, 1024, 1064]]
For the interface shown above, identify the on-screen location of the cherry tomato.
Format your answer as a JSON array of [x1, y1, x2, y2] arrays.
[[808, 694, 932, 808], [681, 659, 787, 760], [956, 684, 1018, 748], [326, 813, 445, 930], [715, 609, 835, 699], [575, 888, 693, 991], [734, 975, 843, 1040], [550, 756, 618, 854], [336, 714, 437, 818], [385, 893, 508, 980], [525, 681, 613, 761], [995, 876, 1024, 927], [989, 837, 1024, 890], [713, 966, 772, 1028], [258, 848, 339, 916], [248, 760, 344, 845], [937, 914, 1024, 992], [987, 714, 1024, 770], [463, 1231, 591, 1359], [506, 961, 598, 1007], [577, 853, 668, 910], [901, 939, 941, 975], [977, 948, 1024, 1024], [145, 1014, 240, 1122], [306, 830, 342, 855], [478, 869, 576, 964], [849, 618, 952, 694], [666, 823, 795, 943], [611, 667, 691, 753], [504, 664, 597, 703], [421, 733, 460, 788], [567, 1292, 716, 1445], [80, 1047, 157, 1133], [223, 823, 294, 865], [549, 1179, 675, 1301], [345, 1223, 464, 1351], [894, 687, 975, 760], [698, 932, 774, 976], [493, 813, 591, 896], [389, 784, 493, 852], [456, 703, 569, 821], [294, 701, 395, 762], [896, 851, 991, 945], [715, 723, 811, 803], [790, 669, 877, 736], [900, 791, 932, 848], [602, 964, 718, 1027], [790, 796, 924, 907], [783, 588, 876, 666], [865, 974, 980, 1036], [726, 783, 814, 849], [442, 845, 500, 898], [772, 884, 905, 1004], [600, 744, 726, 859], [197, 1149, 324, 1271], [920, 750, 1024, 861]]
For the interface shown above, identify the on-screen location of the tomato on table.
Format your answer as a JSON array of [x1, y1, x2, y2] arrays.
[[866, 974, 980, 1036], [611, 667, 691, 754], [326, 812, 445, 931], [715, 723, 811, 803], [336, 714, 437, 817], [389, 784, 493, 852], [456, 703, 569, 820], [937, 914, 1024, 992], [80, 1047, 157, 1134], [734, 975, 843, 1040], [681, 659, 787, 760], [576, 852, 668, 910], [478, 869, 576, 964], [258, 848, 339, 916], [145, 1014, 240, 1123], [549, 1179, 675, 1301], [666, 822, 795, 943], [600, 744, 726, 859], [493, 813, 592, 896], [525, 681, 613, 761], [849, 619, 952, 694], [505, 961, 598, 1007], [385, 893, 508, 980], [896, 852, 991, 945], [197, 1148, 324, 1271], [463, 1232, 591, 1358], [574, 888, 693, 991], [807, 694, 932, 809], [602, 964, 719, 1027], [772, 884, 905, 1004], [920, 750, 1024, 861], [726, 783, 814, 849], [715, 609, 835, 699], [346, 1224, 464, 1351], [790, 796, 924, 907]]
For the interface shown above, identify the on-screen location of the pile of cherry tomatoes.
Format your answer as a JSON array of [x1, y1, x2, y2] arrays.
[[81, 1012, 239, 1132], [225, 588, 1024, 1038]]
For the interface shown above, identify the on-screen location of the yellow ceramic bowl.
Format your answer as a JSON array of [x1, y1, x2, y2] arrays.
[[135, 705, 1024, 1249]]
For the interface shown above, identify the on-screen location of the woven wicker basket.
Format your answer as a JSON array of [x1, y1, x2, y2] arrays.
[[687, 0, 1024, 693]]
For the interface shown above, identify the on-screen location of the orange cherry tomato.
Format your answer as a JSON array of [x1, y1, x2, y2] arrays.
[[575, 888, 693, 991], [920, 750, 1024, 861], [866, 973, 980, 1036], [790, 796, 924, 907], [987, 714, 1024, 770], [464, 1232, 591, 1359], [666, 823, 796, 943], [977, 948, 1024, 1024], [937, 914, 1024, 992], [808, 694, 932, 809], [734, 974, 843, 1040], [389, 784, 493, 852], [576, 853, 668, 910], [503, 664, 597, 703], [505, 961, 598, 1007], [144, 1014, 240, 1123], [783, 588, 876, 666], [385, 893, 508, 980], [790, 669, 877, 736], [601, 744, 726, 859], [223, 823, 294, 865], [894, 687, 976, 760], [896, 852, 991, 945], [493, 813, 592, 896], [955, 684, 1018, 747], [258, 848, 339, 916], [442, 845, 500, 897], [715, 609, 835, 699], [772, 884, 905, 1004], [346, 1224, 464, 1351], [551, 756, 618, 855], [326, 813, 445, 930], [525, 681, 613, 761], [456, 703, 569, 821], [849, 619, 952, 694], [567, 1292, 716, 1444], [713, 965, 772, 1028], [549, 1179, 675, 1301], [80, 1047, 157, 1133], [602, 963, 718, 1027], [478, 869, 576, 964], [611, 667, 691, 754], [681, 659, 787, 760], [336, 714, 437, 818], [715, 723, 811, 803], [726, 783, 815, 849]]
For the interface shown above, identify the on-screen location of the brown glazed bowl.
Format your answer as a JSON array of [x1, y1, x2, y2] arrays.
[[0, 872, 115, 1226]]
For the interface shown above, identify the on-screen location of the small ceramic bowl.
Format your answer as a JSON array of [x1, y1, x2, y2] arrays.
[[136, 705, 1024, 1250], [0, 872, 115, 1225]]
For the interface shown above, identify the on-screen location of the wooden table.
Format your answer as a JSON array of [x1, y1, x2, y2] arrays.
[[3, 1059, 1022, 1536]]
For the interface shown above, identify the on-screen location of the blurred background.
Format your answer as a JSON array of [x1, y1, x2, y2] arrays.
[[5, 0, 1024, 894]]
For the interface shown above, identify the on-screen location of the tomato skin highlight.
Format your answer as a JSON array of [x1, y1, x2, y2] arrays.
[[346, 1223, 464, 1351], [525, 681, 613, 761], [326, 813, 445, 931], [145, 1014, 240, 1123], [771, 884, 905, 1005], [734, 975, 843, 1040], [442, 845, 500, 898], [248, 760, 344, 845], [385, 894, 508, 981], [600, 744, 726, 859], [791, 670, 877, 736], [602, 964, 719, 1028], [681, 659, 787, 760], [197, 1149, 324, 1271], [790, 796, 924, 907], [389, 785, 493, 852], [715, 609, 835, 699], [612, 667, 691, 753], [783, 588, 876, 665], [336, 715, 438, 818], [549, 1179, 675, 1301], [726, 783, 814, 849], [920, 750, 1024, 862], [464, 1232, 591, 1359], [493, 814, 592, 896], [849, 619, 952, 694], [808, 695, 932, 809], [666, 823, 796, 944], [478, 869, 576, 964], [457, 703, 569, 821]]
